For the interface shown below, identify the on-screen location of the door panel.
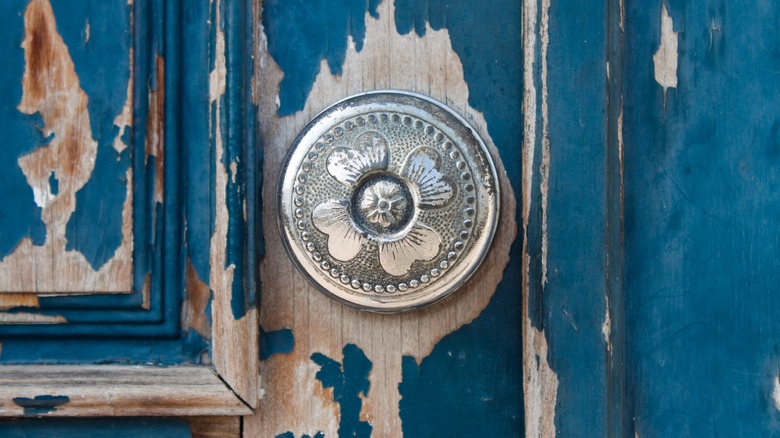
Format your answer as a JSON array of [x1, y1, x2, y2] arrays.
[[250, 0, 523, 436], [623, 1, 780, 435], [0, 0, 257, 427]]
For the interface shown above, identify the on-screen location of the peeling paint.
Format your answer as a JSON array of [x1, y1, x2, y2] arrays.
[[12, 395, 69, 415], [260, 328, 295, 360], [251, 0, 520, 436], [182, 259, 211, 339], [55, 0, 133, 271], [262, 0, 381, 115], [523, 0, 559, 434], [0, 294, 39, 310], [602, 296, 612, 353], [276, 433, 325, 438], [207, 0, 259, 405], [311, 344, 372, 438], [653, 4, 678, 96], [773, 376, 780, 412], [0, 312, 66, 324], [539, 0, 551, 288], [145, 56, 165, 206], [0, 0, 133, 292]]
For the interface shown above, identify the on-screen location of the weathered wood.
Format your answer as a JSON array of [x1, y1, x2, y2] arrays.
[[246, 1, 517, 436], [185, 416, 241, 438], [0, 0, 133, 295], [0, 365, 252, 417], [521, 0, 558, 435], [208, 0, 259, 408]]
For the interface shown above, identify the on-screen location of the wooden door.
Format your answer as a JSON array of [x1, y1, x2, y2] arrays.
[[4, 0, 777, 437], [249, 0, 523, 436], [0, 0, 257, 435], [0, 0, 525, 435]]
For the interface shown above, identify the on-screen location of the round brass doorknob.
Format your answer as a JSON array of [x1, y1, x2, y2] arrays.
[[277, 91, 499, 312]]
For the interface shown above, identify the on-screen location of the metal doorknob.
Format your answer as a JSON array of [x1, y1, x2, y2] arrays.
[[277, 91, 499, 312]]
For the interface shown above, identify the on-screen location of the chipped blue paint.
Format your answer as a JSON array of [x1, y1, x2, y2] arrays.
[[260, 327, 295, 360], [262, 0, 382, 116], [66, 145, 131, 269], [0, 0, 211, 362], [263, 1, 524, 433], [623, 0, 780, 435], [182, 0, 213, 287], [392, 1, 525, 436], [0, 418, 192, 437], [0, 0, 47, 260], [12, 395, 69, 415], [49, 172, 59, 196], [276, 432, 325, 438], [205, 0, 262, 319], [45, 0, 133, 270], [0, 330, 208, 364], [399, 285, 523, 436], [311, 344, 372, 438], [535, 0, 611, 434]]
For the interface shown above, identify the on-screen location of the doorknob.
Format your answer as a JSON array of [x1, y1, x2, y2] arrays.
[[277, 91, 499, 312]]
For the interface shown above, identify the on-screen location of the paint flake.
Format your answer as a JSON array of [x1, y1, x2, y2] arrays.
[[653, 4, 678, 95]]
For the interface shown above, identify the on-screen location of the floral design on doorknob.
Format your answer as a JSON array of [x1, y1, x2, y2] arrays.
[[312, 130, 456, 276]]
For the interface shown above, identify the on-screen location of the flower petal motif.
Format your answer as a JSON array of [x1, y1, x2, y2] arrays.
[[312, 200, 366, 262], [359, 180, 409, 227], [401, 147, 456, 208], [327, 131, 389, 187], [378, 222, 441, 276]]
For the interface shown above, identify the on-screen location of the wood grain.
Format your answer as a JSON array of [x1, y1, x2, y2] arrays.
[[0, 0, 134, 295], [185, 416, 241, 438], [246, 1, 517, 436], [0, 365, 251, 417], [209, 0, 258, 408]]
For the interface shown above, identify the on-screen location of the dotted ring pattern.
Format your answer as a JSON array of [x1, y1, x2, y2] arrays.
[[292, 112, 477, 296]]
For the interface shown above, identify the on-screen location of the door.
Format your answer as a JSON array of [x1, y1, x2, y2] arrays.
[[2, 0, 777, 437]]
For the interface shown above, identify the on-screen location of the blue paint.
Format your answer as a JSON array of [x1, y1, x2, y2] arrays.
[[45, 0, 132, 270], [182, 0, 213, 286], [623, 0, 780, 435], [0, 418, 192, 437], [262, 0, 382, 115], [276, 433, 324, 438], [221, 0, 247, 319], [49, 172, 59, 196], [535, 0, 612, 434], [391, 2, 525, 436], [0, 0, 47, 260], [399, 287, 523, 436], [12, 395, 69, 415], [260, 328, 295, 360], [0, 330, 208, 364], [65, 145, 131, 269], [311, 344, 372, 438]]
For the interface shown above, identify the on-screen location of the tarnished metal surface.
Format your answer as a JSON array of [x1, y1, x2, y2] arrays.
[[278, 91, 499, 312]]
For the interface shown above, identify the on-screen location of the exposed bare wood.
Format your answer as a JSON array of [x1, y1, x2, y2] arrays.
[[209, 0, 258, 408], [184, 259, 212, 340], [0, 366, 251, 417], [522, 0, 559, 435], [0, 0, 133, 295], [146, 56, 165, 205], [0, 294, 39, 310], [0, 312, 65, 324], [246, 1, 517, 436], [185, 416, 241, 438], [653, 4, 678, 96]]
